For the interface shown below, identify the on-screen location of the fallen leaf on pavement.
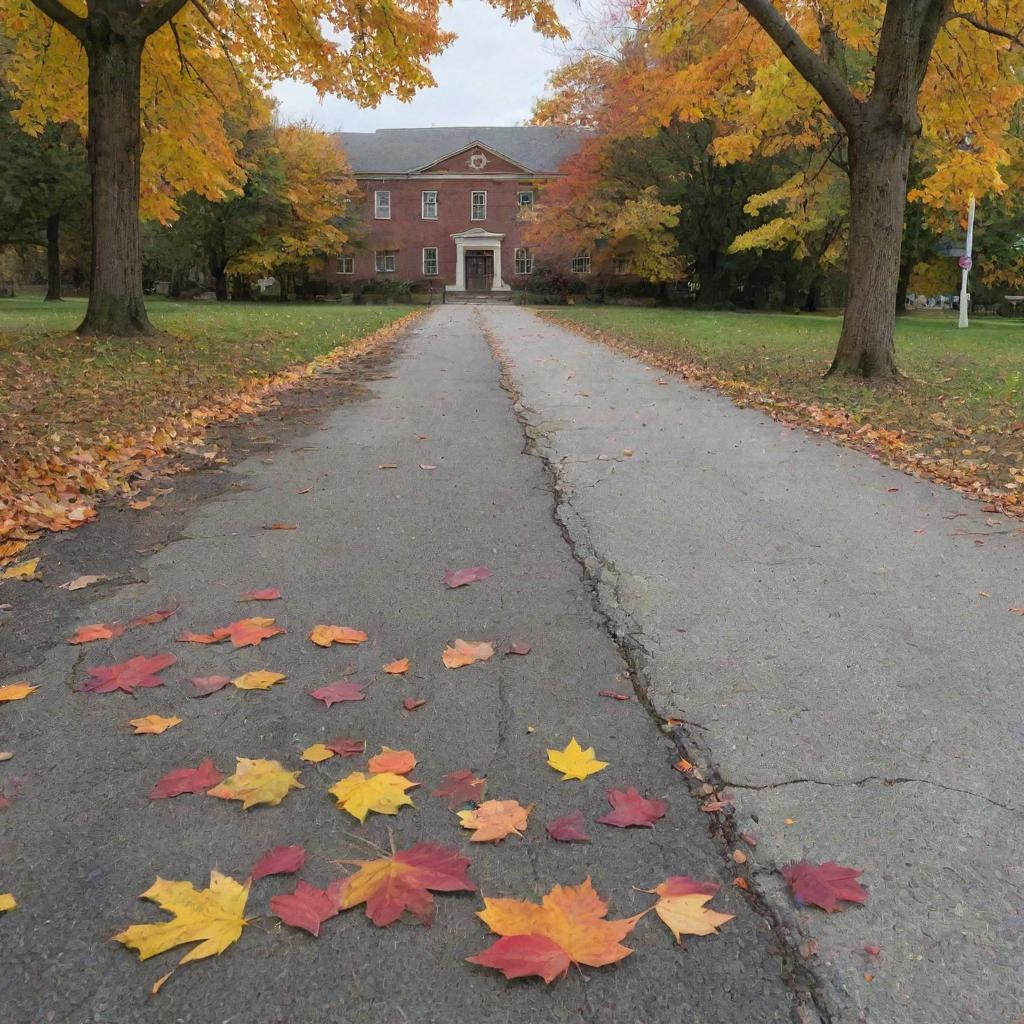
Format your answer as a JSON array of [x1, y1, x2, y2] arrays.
[[60, 574, 109, 591], [207, 758, 303, 809], [81, 653, 176, 694], [368, 748, 417, 775], [301, 743, 336, 763], [271, 880, 341, 936], [0, 682, 37, 703], [598, 689, 630, 701], [443, 565, 493, 588], [128, 609, 176, 627], [442, 639, 495, 669], [864, 945, 881, 956], [546, 738, 609, 781], [598, 787, 668, 828], [178, 631, 218, 644], [673, 759, 693, 773], [505, 641, 531, 656], [419, 463, 437, 470], [780, 861, 868, 912], [402, 697, 425, 711], [264, 523, 296, 530], [378, 464, 397, 470], [1011, 607, 1024, 615], [326, 738, 365, 757], [190, 675, 231, 697], [467, 878, 638, 983], [646, 877, 733, 940], [68, 622, 126, 644], [309, 625, 368, 647], [383, 658, 409, 674], [212, 617, 285, 648], [329, 771, 416, 822], [458, 799, 531, 842], [337, 843, 475, 926], [129, 499, 153, 510], [309, 680, 366, 708], [546, 811, 591, 843], [231, 670, 286, 691], [149, 759, 224, 799], [0, 893, 15, 912], [251, 844, 306, 880], [130, 714, 181, 735], [433, 769, 486, 809], [114, 871, 248, 967], [2, 558, 40, 580], [240, 588, 282, 602]]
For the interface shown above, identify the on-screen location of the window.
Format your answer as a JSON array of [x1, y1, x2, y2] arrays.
[[336, 256, 354, 275], [471, 191, 487, 221], [514, 248, 533, 275], [613, 256, 632, 275], [571, 252, 592, 274], [374, 190, 391, 219], [422, 247, 438, 276], [422, 190, 438, 220], [374, 250, 397, 273], [517, 190, 534, 211]]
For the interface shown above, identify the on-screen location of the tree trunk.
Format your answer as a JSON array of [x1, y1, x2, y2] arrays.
[[828, 131, 913, 379], [77, 25, 152, 336], [802, 275, 820, 313], [212, 264, 228, 301], [44, 213, 62, 301]]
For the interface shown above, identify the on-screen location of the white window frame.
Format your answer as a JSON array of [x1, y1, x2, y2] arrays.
[[571, 252, 592, 274], [471, 190, 487, 221], [422, 247, 438, 276], [514, 248, 533, 275], [374, 250, 397, 273], [421, 190, 438, 220], [613, 256, 632, 275], [336, 256, 354, 275], [517, 190, 534, 211], [374, 190, 391, 219]]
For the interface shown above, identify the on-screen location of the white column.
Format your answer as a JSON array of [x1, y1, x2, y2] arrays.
[[958, 194, 975, 329], [492, 243, 503, 290], [452, 240, 465, 291]]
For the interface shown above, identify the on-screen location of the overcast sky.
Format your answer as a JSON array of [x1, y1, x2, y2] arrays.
[[271, 1, 590, 132]]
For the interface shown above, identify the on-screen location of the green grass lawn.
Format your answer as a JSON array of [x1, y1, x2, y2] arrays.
[[543, 307, 1024, 495], [0, 296, 411, 461]]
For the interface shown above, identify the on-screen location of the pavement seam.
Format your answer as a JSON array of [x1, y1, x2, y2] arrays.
[[478, 307, 830, 1024]]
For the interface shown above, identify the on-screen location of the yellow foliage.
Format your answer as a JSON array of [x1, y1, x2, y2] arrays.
[[546, 738, 609, 781], [206, 758, 303, 809], [329, 771, 416, 822]]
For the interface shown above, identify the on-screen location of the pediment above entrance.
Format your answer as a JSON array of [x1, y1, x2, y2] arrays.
[[415, 143, 531, 175]]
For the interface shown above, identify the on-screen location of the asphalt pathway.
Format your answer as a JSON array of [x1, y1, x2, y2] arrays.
[[487, 303, 1024, 1024], [1, 309, 812, 1023]]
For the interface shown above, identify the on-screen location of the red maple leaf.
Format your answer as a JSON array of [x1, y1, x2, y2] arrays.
[[597, 787, 668, 828], [442, 565, 493, 588], [190, 675, 231, 696], [211, 617, 286, 648], [780, 862, 868, 912], [326, 737, 365, 757], [338, 843, 476, 927], [239, 588, 282, 602], [402, 697, 426, 711], [655, 876, 720, 897], [177, 631, 217, 644], [598, 689, 631, 701], [68, 622, 126, 644], [309, 680, 366, 708], [251, 844, 307, 881], [81, 653, 176, 693], [127, 608, 176, 628], [506, 641, 532, 656], [546, 811, 592, 843], [469, 934, 571, 983], [149, 758, 224, 799], [271, 880, 343, 936], [433, 769, 487, 809]]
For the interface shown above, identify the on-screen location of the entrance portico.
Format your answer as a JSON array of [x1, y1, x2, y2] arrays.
[[448, 227, 510, 292]]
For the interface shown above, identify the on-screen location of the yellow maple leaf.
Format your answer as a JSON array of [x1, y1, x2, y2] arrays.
[[309, 625, 368, 647], [329, 771, 415, 822], [301, 743, 335, 763], [0, 893, 16, 912], [546, 738, 609, 781], [1, 558, 39, 580], [207, 758, 303, 809], [129, 714, 182, 735], [441, 639, 495, 669], [114, 871, 249, 966], [231, 670, 286, 691], [646, 880, 734, 941], [0, 682, 37, 703], [458, 799, 531, 842]]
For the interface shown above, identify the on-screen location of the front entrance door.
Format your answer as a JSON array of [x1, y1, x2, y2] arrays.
[[465, 250, 494, 292]]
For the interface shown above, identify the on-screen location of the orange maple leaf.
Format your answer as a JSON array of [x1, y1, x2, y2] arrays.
[[211, 617, 285, 648], [468, 878, 640, 983], [442, 639, 495, 669], [309, 625, 369, 647], [367, 748, 417, 776], [458, 799, 530, 842]]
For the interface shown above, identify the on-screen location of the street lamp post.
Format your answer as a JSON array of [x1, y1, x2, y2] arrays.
[[958, 193, 976, 329]]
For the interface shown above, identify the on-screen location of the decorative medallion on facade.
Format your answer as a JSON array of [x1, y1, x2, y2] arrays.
[[467, 150, 489, 170]]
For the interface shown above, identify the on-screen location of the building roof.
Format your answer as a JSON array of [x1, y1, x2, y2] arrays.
[[333, 126, 588, 175]]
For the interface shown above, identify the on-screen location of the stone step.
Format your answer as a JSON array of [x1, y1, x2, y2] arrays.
[[445, 291, 514, 304]]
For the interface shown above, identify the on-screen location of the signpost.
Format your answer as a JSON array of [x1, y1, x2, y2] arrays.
[[958, 194, 976, 328]]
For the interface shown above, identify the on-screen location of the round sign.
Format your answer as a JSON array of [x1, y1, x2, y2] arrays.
[[958, 255, 973, 270]]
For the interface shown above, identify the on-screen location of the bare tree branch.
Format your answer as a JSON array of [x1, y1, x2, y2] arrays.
[[136, 0, 192, 39], [27, 0, 85, 41], [948, 10, 1024, 47], [735, 0, 861, 130]]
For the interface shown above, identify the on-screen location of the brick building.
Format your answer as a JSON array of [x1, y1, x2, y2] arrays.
[[333, 126, 586, 294]]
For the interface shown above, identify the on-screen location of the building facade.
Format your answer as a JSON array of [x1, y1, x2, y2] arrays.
[[333, 127, 586, 293]]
